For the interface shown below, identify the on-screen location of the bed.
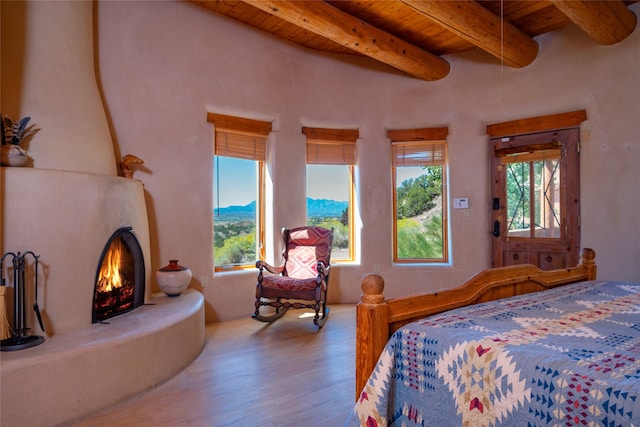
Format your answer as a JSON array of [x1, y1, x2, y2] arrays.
[[349, 248, 640, 426]]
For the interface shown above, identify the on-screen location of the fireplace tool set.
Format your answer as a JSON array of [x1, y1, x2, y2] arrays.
[[1, 251, 46, 351]]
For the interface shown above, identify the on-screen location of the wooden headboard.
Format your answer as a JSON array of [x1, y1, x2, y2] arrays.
[[354, 248, 597, 399]]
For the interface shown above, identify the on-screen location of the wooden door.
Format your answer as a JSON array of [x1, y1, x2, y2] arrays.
[[490, 128, 580, 269]]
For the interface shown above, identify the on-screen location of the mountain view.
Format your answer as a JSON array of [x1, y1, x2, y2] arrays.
[[214, 169, 444, 266], [213, 198, 349, 266], [213, 198, 348, 220]]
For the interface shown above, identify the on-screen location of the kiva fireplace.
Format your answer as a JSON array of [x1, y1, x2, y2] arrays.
[[1, 3, 205, 426], [93, 227, 145, 323]]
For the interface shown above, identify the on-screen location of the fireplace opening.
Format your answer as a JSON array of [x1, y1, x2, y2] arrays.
[[92, 227, 145, 323]]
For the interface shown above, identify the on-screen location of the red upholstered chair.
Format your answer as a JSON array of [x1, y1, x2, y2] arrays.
[[253, 226, 333, 327]]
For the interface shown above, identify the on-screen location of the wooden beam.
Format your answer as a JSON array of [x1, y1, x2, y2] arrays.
[[241, 0, 450, 82], [400, 0, 539, 68], [207, 112, 272, 135], [387, 127, 449, 142], [550, 0, 637, 45], [302, 127, 359, 142], [486, 109, 587, 137]]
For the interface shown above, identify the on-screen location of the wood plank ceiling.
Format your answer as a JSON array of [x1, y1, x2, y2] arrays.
[[191, 0, 638, 82]]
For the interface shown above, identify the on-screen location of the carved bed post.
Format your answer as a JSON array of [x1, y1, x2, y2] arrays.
[[355, 273, 388, 400], [580, 247, 597, 280]]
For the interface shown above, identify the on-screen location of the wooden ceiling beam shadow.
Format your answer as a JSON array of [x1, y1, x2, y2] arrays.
[[549, 0, 637, 45], [241, 0, 450, 82], [401, 0, 539, 68]]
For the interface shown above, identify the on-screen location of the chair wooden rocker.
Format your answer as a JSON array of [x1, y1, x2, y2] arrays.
[[253, 226, 333, 327]]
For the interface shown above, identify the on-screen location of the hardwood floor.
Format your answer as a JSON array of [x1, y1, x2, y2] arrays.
[[70, 305, 357, 427]]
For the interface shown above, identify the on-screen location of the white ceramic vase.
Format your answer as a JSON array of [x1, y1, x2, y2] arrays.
[[156, 260, 192, 297]]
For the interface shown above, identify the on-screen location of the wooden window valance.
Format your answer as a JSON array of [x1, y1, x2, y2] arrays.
[[303, 127, 359, 165], [388, 127, 448, 167], [208, 113, 272, 161]]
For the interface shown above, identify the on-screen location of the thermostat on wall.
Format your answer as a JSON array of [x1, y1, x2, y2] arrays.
[[454, 198, 469, 209]]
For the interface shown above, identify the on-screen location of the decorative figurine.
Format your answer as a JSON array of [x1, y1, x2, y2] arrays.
[[120, 154, 144, 180]]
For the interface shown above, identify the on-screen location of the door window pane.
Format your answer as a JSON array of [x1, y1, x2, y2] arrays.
[[534, 159, 560, 238], [506, 156, 560, 238], [506, 162, 531, 237]]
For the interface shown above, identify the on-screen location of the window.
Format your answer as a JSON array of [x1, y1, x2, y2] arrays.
[[501, 148, 561, 238], [389, 127, 448, 263], [303, 127, 358, 261], [208, 113, 271, 271]]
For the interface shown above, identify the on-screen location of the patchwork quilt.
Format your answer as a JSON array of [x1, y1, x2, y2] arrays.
[[347, 280, 640, 426]]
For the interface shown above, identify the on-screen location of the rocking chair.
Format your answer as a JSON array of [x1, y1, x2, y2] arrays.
[[253, 226, 333, 327]]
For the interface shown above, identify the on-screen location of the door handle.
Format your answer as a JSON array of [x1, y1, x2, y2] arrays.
[[493, 221, 500, 237]]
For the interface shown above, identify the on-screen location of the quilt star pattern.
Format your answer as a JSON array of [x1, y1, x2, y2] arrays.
[[346, 281, 640, 427]]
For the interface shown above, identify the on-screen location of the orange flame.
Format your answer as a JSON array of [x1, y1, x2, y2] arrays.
[[98, 240, 124, 293]]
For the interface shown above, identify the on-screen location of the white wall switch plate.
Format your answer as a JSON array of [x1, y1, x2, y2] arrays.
[[454, 198, 469, 209]]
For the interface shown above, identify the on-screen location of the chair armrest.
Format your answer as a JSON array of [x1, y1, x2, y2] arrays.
[[256, 260, 285, 275], [316, 262, 330, 278]]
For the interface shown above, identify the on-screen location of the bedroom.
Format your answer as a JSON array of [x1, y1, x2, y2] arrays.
[[1, 0, 639, 425], [94, 0, 640, 315]]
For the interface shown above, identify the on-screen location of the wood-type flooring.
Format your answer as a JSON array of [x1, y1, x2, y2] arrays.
[[70, 305, 357, 427]]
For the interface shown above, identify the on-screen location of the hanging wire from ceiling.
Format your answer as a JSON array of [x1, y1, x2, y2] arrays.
[[500, 0, 505, 101], [500, 0, 504, 70]]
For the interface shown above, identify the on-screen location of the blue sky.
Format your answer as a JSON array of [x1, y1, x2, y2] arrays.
[[214, 157, 255, 208], [306, 164, 349, 201], [214, 157, 426, 208], [396, 166, 428, 186], [214, 158, 349, 208]]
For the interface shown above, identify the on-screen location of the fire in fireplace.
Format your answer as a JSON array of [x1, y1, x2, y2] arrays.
[[92, 227, 145, 323]]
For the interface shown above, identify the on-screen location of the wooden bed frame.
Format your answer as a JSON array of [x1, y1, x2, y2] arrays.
[[355, 247, 597, 399]]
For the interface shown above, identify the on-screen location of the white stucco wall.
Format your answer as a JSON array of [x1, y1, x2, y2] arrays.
[[96, 1, 640, 322]]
